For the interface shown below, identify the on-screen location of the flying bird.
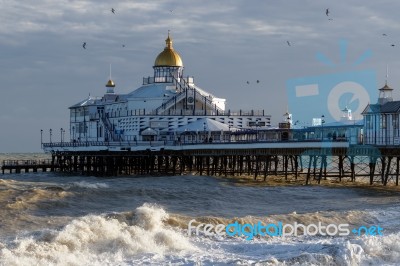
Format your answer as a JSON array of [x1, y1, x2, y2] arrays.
[[246, 81, 250, 84], [382, 33, 387, 36], [326, 8, 329, 16], [256, 80, 260, 83], [122, 44, 125, 48], [287, 41, 291, 46], [391, 44, 395, 47], [111, 8, 115, 14], [82, 42, 86, 49]]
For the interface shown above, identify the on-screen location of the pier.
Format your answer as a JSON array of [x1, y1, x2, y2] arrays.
[[1, 159, 55, 174], [2, 141, 392, 186]]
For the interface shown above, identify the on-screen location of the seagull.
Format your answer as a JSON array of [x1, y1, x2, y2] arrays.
[[287, 41, 291, 46], [111, 8, 115, 14], [382, 33, 387, 36], [246, 81, 250, 84], [82, 42, 86, 49], [326, 8, 329, 16], [391, 44, 395, 47], [256, 80, 260, 83]]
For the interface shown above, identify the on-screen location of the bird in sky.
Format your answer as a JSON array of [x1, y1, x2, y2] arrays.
[[256, 80, 260, 83], [246, 81, 250, 84], [111, 8, 115, 14], [391, 44, 395, 47], [326, 8, 329, 16], [82, 42, 86, 49], [122, 44, 125, 48], [382, 33, 387, 36], [287, 41, 291, 46]]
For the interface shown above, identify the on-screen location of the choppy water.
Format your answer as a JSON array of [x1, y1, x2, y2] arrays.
[[1, 153, 400, 265]]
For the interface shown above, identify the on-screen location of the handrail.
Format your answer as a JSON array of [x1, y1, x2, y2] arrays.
[[42, 138, 352, 149]]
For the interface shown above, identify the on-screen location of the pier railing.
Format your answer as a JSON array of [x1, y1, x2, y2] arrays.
[[2, 159, 52, 166], [42, 138, 350, 149]]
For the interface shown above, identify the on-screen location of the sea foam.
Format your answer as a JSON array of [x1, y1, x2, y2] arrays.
[[0, 203, 196, 266]]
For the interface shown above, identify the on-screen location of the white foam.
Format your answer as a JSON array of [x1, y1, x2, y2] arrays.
[[71, 181, 109, 189], [0, 203, 196, 266], [2, 203, 400, 265]]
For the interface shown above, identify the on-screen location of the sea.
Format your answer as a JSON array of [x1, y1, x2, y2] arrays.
[[0, 153, 400, 265]]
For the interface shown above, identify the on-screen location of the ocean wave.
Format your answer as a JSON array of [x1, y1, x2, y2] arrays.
[[5, 187, 72, 210], [71, 181, 109, 189], [0, 203, 196, 266], [166, 209, 377, 233]]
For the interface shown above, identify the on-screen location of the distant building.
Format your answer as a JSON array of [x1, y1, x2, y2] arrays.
[[362, 82, 399, 145]]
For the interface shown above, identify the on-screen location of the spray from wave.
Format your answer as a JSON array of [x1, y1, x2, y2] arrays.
[[71, 181, 109, 189], [0, 203, 196, 266]]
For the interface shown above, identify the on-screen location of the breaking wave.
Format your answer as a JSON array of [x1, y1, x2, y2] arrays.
[[0, 204, 196, 266]]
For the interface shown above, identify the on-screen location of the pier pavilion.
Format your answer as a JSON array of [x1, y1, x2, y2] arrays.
[[66, 33, 270, 147]]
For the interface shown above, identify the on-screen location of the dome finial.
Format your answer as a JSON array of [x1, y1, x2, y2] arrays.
[[105, 64, 115, 93], [166, 30, 172, 49]]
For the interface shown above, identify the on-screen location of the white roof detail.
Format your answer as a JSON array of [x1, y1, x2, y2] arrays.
[[175, 118, 237, 132], [69, 96, 102, 108], [141, 127, 158, 135], [127, 83, 177, 98]]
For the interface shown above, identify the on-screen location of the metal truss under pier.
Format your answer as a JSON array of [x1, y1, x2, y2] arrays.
[[42, 143, 400, 186]]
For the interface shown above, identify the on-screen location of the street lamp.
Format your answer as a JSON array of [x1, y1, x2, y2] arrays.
[[96, 121, 99, 141], [85, 125, 88, 143], [321, 115, 325, 141], [40, 129, 43, 148], [256, 118, 261, 141], [228, 120, 232, 142], [203, 122, 207, 142], [49, 129, 52, 144], [60, 128, 63, 143]]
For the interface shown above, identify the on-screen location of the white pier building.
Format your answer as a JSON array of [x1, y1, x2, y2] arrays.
[[45, 34, 272, 151]]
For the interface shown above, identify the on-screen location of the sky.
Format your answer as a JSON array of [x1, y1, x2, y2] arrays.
[[1, 0, 400, 152]]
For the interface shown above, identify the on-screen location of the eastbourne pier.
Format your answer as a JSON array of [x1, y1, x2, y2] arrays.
[[3, 34, 400, 186]]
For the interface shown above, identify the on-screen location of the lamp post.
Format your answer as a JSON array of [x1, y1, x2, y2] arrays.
[[49, 129, 52, 144], [228, 120, 232, 142], [321, 115, 325, 141], [96, 121, 99, 141], [256, 118, 261, 141], [203, 122, 207, 142], [85, 125, 88, 143], [60, 128, 63, 143], [40, 129, 43, 148]]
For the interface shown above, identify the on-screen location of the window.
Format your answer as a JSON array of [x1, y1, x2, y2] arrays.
[[380, 115, 387, 129], [393, 114, 399, 129], [366, 116, 373, 129]]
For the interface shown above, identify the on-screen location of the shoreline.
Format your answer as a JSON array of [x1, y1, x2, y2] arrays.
[[214, 174, 400, 193]]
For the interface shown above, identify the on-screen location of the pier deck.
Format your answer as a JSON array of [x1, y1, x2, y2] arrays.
[[1, 159, 55, 174]]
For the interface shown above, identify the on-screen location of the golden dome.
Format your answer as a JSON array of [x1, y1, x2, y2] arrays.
[[106, 79, 115, 87], [154, 33, 183, 67]]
